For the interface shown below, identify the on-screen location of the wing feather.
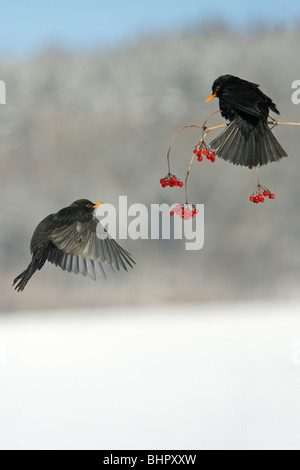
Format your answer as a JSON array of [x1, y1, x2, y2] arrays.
[[48, 214, 134, 279]]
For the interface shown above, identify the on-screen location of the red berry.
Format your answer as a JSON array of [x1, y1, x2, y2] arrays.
[[258, 194, 263, 201], [250, 196, 254, 202], [197, 156, 203, 162], [269, 194, 275, 199], [255, 196, 259, 202], [261, 197, 264, 203], [202, 149, 209, 156], [193, 149, 197, 154], [160, 178, 165, 185], [263, 191, 269, 197], [197, 149, 202, 156], [169, 176, 176, 184], [170, 211, 174, 216], [178, 181, 183, 187], [211, 157, 215, 163], [165, 180, 170, 186], [249, 166, 253, 170]]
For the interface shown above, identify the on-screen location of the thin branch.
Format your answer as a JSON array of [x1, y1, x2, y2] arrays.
[[202, 110, 222, 129], [184, 153, 196, 204], [166, 125, 203, 173]]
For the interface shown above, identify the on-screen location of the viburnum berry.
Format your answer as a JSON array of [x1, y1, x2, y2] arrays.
[[249, 184, 275, 204], [171, 204, 198, 219], [160, 173, 183, 189]]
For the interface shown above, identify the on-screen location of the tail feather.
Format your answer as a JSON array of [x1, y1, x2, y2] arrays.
[[13, 262, 39, 292], [210, 116, 287, 166], [13, 254, 47, 292]]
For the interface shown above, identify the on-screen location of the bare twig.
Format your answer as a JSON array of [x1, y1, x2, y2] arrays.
[[166, 125, 203, 173], [184, 153, 196, 204]]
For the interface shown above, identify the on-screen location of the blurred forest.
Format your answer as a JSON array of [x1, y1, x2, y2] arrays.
[[1, 24, 300, 312]]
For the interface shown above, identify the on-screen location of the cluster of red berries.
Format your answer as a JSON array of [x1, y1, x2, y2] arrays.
[[170, 204, 199, 219], [249, 185, 275, 204], [193, 147, 216, 163], [160, 174, 183, 188]]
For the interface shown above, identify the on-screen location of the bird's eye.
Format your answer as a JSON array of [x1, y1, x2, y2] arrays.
[[215, 86, 220, 91], [86, 204, 91, 208]]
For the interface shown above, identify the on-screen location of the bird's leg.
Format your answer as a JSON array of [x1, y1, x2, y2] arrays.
[[268, 116, 300, 130]]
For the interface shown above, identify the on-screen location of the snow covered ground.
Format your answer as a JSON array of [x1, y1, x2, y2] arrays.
[[0, 302, 300, 450]]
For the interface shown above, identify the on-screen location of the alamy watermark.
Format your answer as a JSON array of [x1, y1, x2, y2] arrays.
[[95, 196, 204, 251], [0, 80, 6, 104], [291, 80, 300, 104]]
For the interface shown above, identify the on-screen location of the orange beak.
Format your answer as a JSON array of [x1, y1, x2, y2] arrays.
[[206, 93, 216, 102], [93, 202, 103, 208]]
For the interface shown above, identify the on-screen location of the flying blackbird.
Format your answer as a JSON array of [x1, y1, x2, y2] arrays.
[[206, 74, 287, 166], [13, 199, 135, 292]]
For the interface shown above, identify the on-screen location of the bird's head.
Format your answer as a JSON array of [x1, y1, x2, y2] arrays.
[[206, 75, 234, 101], [71, 199, 103, 213]]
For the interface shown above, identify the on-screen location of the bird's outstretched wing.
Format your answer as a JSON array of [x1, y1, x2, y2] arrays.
[[47, 216, 134, 280]]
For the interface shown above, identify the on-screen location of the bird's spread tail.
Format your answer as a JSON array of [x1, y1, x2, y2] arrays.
[[209, 116, 287, 166], [13, 252, 46, 292], [13, 261, 41, 292]]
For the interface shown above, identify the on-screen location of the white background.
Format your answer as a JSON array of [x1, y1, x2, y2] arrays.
[[1, 302, 299, 450]]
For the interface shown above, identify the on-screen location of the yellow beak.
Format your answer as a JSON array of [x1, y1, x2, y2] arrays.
[[93, 202, 103, 208], [206, 93, 216, 102]]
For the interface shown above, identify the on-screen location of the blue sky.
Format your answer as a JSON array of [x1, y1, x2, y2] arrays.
[[1, 0, 300, 58]]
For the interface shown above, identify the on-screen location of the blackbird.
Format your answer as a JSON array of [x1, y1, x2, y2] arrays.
[[13, 199, 135, 292], [206, 74, 287, 166]]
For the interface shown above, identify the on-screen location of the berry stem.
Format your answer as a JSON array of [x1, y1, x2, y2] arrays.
[[256, 166, 260, 185], [184, 152, 196, 204]]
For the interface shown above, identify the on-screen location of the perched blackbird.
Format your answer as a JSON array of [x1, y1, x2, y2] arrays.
[[206, 74, 287, 166], [13, 199, 135, 292]]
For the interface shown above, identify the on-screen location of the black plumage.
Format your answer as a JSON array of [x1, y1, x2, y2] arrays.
[[206, 74, 287, 166], [13, 199, 135, 292]]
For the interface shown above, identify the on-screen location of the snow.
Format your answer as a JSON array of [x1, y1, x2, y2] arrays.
[[0, 302, 300, 450]]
